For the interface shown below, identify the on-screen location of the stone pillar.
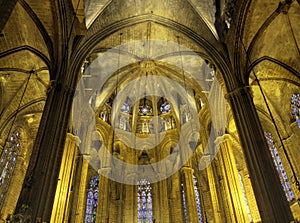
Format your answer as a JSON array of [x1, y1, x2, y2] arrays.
[[96, 168, 111, 223], [181, 166, 199, 223], [124, 174, 136, 223], [74, 157, 89, 223], [158, 179, 170, 222], [215, 134, 249, 222], [50, 133, 80, 222], [205, 163, 222, 222], [169, 171, 184, 223], [226, 86, 293, 222], [14, 78, 76, 222]]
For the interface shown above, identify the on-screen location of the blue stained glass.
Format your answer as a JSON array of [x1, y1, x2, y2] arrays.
[[160, 101, 171, 114], [0, 131, 20, 208], [264, 132, 295, 202], [181, 176, 203, 223], [193, 176, 203, 223], [85, 174, 100, 223], [291, 94, 300, 128], [137, 179, 152, 223], [121, 102, 130, 113], [181, 183, 188, 223]]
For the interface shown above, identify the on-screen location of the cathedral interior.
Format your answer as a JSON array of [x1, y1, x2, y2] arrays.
[[0, 0, 300, 222]]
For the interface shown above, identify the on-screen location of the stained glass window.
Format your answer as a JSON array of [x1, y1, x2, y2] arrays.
[[264, 132, 295, 202], [181, 176, 203, 223], [291, 93, 300, 128], [237, 172, 253, 222], [137, 179, 152, 223], [181, 182, 188, 223], [160, 101, 171, 114], [121, 102, 130, 113], [193, 176, 203, 223], [85, 174, 100, 223], [138, 105, 153, 116], [0, 131, 21, 207]]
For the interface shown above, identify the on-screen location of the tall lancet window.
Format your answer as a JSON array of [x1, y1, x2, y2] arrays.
[[237, 172, 253, 222], [291, 93, 300, 128], [193, 175, 203, 223], [85, 174, 100, 223], [181, 182, 188, 223], [0, 130, 21, 207], [264, 132, 295, 201], [181, 175, 203, 223], [137, 179, 153, 223]]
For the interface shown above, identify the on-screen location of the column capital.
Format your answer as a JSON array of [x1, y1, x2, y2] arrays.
[[66, 133, 81, 146], [214, 134, 232, 148], [181, 166, 194, 174]]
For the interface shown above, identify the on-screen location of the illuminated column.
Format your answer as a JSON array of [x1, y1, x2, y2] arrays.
[[205, 162, 222, 222], [157, 178, 170, 222], [227, 86, 293, 222], [124, 174, 137, 223], [96, 136, 113, 223], [215, 134, 249, 222], [169, 171, 184, 223], [181, 165, 198, 223], [96, 169, 111, 223], [74, 157, 90, 223], [50, 133, 80, 222]]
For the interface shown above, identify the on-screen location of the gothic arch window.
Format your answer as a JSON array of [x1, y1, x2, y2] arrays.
[[0, 130, 21, 207], [181, 182, 188, 223], [264, 132, 295, 202], [181, 175, 203, 223], [291, 93, 300, 128], [85, 174, 100, 223], [237, 171, 253, 222], [137, 179, 153, 223], [160, 101, 171, 114], [193, 175, 203, 223]]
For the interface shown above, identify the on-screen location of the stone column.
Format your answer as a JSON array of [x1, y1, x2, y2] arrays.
[[215, 134, 249, 222], [169, 171, 184, 223], [14, 78, 76, 222], [124, 174, 136, 223], [205, 163, 222, 222], [74, 157, 89, 223], [227, 86, 293, 222], [181, 166, 199, 223], [96, 168, 111, 223], [50, 133, 79, 222], [157, 178, 170, 222]]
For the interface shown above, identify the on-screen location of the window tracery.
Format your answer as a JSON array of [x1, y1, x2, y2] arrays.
[[160, 101, 171, 114], [85, 174, 100, 223], [121, 102, 130, 113], [137, 179, 152, 223], [291, 93, 300, 128], [138, 104, 153, 116], [193, 175, 203, 223], [264, 132, 295, 202], [237, 172, 253, 222], [181, 175, 203, 223], [0, 131, 21, 207]]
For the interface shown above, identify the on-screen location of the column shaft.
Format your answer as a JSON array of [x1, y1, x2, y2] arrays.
[[227, 87, 293, 222], [181, 167, 199, 223], [50, 133, 79, 222], [216, 135, 249, 222], [15, 81, 75, 221]]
